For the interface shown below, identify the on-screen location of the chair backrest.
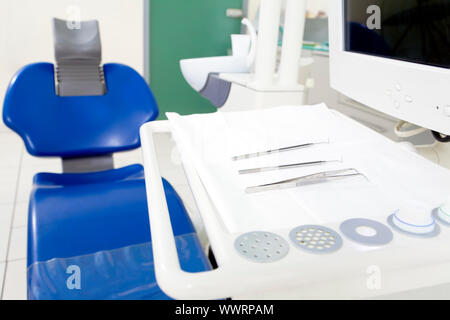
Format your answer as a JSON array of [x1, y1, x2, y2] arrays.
[[3, 62, 159, 157]]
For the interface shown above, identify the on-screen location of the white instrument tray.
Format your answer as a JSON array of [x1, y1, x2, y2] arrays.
[[140, 108, 450, 300]]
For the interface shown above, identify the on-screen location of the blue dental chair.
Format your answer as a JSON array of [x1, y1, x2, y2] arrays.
[[2, 26, 210, 299]]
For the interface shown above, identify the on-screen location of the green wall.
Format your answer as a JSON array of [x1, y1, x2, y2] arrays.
[[150, 0, 243, 119]]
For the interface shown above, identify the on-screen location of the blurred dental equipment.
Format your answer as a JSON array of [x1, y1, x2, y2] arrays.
[[179, 18, 256, 93], [180, 0, 313, 111]]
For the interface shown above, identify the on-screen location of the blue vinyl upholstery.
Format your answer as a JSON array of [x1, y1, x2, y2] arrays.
[[2, 62, 210, 300], [26, 165, 211, 300], [3, 63, 159, 157], [27, 165, 197, 265]]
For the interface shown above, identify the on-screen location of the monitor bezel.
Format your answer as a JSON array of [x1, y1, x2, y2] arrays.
[[329, 0, 450, 135]]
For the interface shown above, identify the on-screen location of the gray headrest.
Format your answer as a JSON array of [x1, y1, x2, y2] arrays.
[[52, 18, 105, 96], [53, 18, 101, 65]]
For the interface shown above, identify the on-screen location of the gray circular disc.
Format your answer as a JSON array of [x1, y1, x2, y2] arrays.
[[387, 214, 440, 238], [234, 231, 289, 263], [289, 225, 342, 254], [340, 218, 393, 246], [432, 207, 450, 227]]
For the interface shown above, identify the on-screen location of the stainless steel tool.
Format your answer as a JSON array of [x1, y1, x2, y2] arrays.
[[245, 168, 365, 193], [231, 141, 329, 161], [238, 159, 342, 175]]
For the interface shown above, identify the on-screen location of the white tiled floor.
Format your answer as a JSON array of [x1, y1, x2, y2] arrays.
[[0, 262, 5, 296], [12, 202, 28, 228], [0, 127, 26, 300], [0, 128, 200, 300], [2, 259, 27, 300], [0, 204, 14, 262], [8, 226, 27, 261]]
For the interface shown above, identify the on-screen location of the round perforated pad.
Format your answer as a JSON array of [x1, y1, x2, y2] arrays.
[[234, 232, 289, 263], [433, 208, 450, 227], [340, 218, 393, 246], [289, 225, 342, 254]]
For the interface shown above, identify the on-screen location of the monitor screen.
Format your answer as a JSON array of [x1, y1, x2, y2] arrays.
[[344, 0, 450, 68]]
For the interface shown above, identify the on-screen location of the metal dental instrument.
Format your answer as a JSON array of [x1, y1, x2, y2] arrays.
[[238, 159, 342, 175], [231, 140, 330, 161], [245, 168, 365, 193]]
